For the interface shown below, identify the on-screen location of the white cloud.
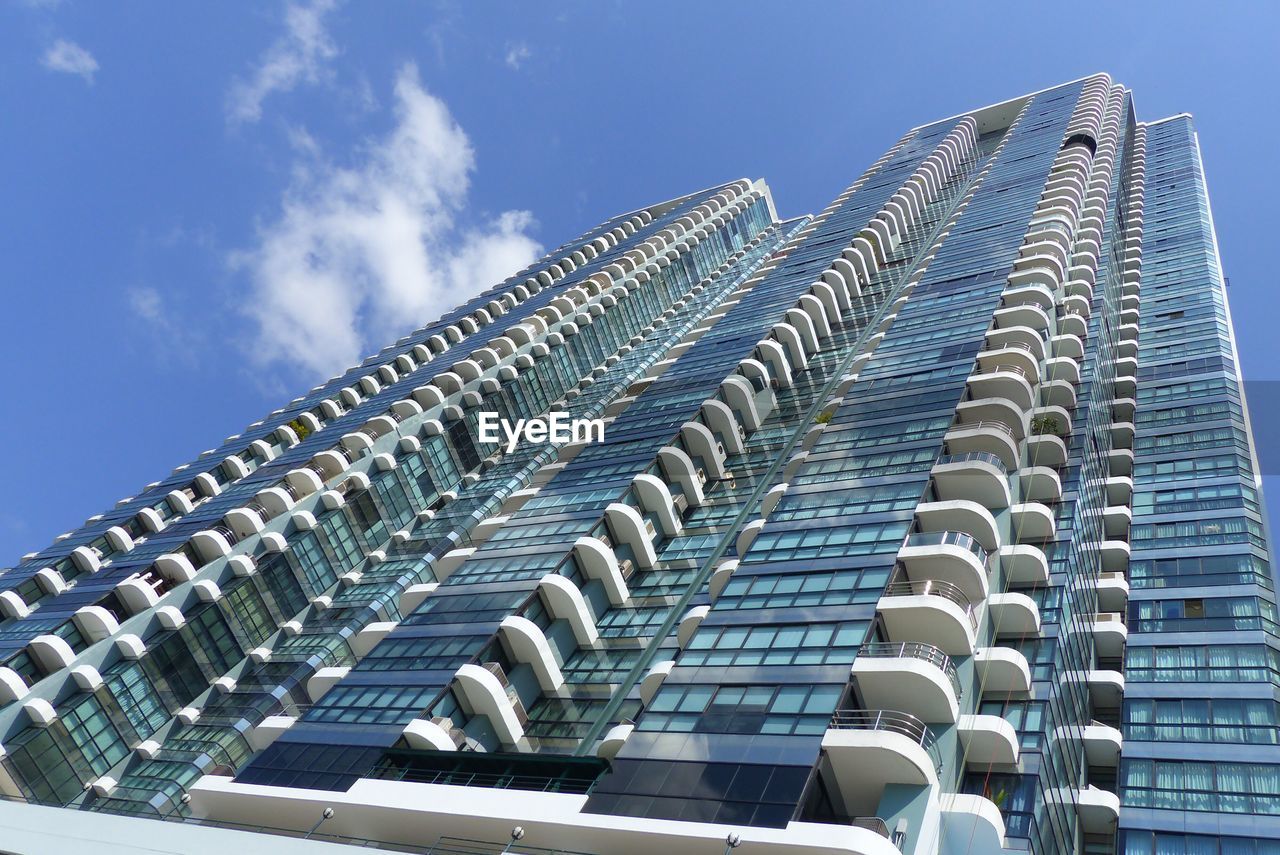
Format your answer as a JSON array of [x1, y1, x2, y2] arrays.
[[128, 286, 165, 322], [41, 39, 98, 83], [504, 42, 532, 70], [227, 0, 340, 124], [233, 63, 542, 382]]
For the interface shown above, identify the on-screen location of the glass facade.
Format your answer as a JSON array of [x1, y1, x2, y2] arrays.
[[0, 76, 1271, 855]]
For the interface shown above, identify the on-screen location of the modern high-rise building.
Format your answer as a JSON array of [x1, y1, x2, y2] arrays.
[[0, 73, 1273, 855]]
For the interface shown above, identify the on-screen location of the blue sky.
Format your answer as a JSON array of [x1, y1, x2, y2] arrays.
[[1, 0, 1278, 564]]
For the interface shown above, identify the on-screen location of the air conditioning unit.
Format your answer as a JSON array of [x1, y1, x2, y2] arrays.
[[696, 468, 708, 485], [770, 377, 780, 390], [644, 519, 657, 538], [618, 558, 635, 579], [716, 442, 726, 458], [673, 494, 689, 515], [737, 424, 747, 442]]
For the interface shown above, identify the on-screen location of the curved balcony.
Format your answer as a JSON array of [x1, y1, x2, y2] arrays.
[[1091, 612, 1128, 659], [823, 709, 941, 806], [1104, 476, 1133, 505], [986, 324, 1046, 359], [1112, 396, 1137, 422], [1024, 432, 1067, 468], [1057, 311, 1088, 338], [1113, 374, 1136, 397], [956, 397, 1027, 441], [1010, 501, 1056, 542], [1087, 669, 1125, 707], [1042, 355, 1080, 385], [958, 714, 1020, 765], [968, 365, 1035, 411], [897, 530, 990, 602], [1039, 378, 1077, 409], [976, 343, 1040, 379], [1002, 281, 1056, 310], [974, 646, 1032, 694], [1110, 421, 1135, 449], [1108, 447, 1135, 476], [994, 304, 1050, 333], [878, 578, 978, 656], [852, 642, 961, 723], [1103, 505, 1132, 538], [987, 592, 1042, 638], [941, 794, 1009, 855], [945, 422, 1019, 470], [1082, 720, 1123, 767], [1095, 573, 1126, 614], [998, 544, 1050, 585], [915, 500, 1001, 552], [1100, 540, 1130, 573], [931, 453, 1010, 509], [1075, 785, 1121, 834], [1018, 465, 1063, 503]]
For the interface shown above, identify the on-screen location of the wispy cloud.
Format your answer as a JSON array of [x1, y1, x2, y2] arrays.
[[232, 63, 541, 382], [41, 39, 98, 83], [504, 42, 532, 70], [226, 0, 339, 124]]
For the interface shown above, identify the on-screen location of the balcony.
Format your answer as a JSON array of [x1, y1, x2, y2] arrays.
[[1018, 466, 1062, 503], [897, 531, 990, 602], [1081, 720, 1123, 767], [956, 397, 1028, 441], [1074, 785, 1120, 834], [878, 578, 978, 656], [822, 709, 941, 808], [987, 592, 1042, 638], [1096, 572, 1129, 612], [974, 646, 1031, 694], [1001, 281, 1055, 310], [1024, 432, 1067, 467], [1009, 502, 1055, 542], [944, 422, 1019, 470], [916, 496, 1003, 550], [1039, 378, 1077, 409], [1100, 540, 1130, 573], [993, 304, 1050, 333], [931, 453, 1010, 509], [851, 641, 961, 723], [1103, 506, 1131, 538], [1091, 612, 1128, 659], [1086, 669, 1125, 708], [1042, 355, 1080, 385], [957, 714, 1020, 765], [986, 324, 1046, 358], [998, 544, 1049, 585], [1057, 310, 1088, 338], [967, 365, 1035, 411], [1108, 447, 1135, 475], [976, 343, 1040, 379]]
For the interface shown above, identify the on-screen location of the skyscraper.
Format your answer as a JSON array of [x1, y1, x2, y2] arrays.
[[0, 73, 1273, 855]]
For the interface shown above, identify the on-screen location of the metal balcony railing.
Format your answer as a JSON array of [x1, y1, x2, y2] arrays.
[[904, 531, 989, 565], [828, 709, 942, 771], [858, 641, 962, 698], [882, 577, 979, 629], [949, 419, 1017, 441]]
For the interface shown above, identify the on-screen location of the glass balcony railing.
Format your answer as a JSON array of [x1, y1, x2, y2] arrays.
[[936, 451, 1008, 474], [904, 531, 990, 565]]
